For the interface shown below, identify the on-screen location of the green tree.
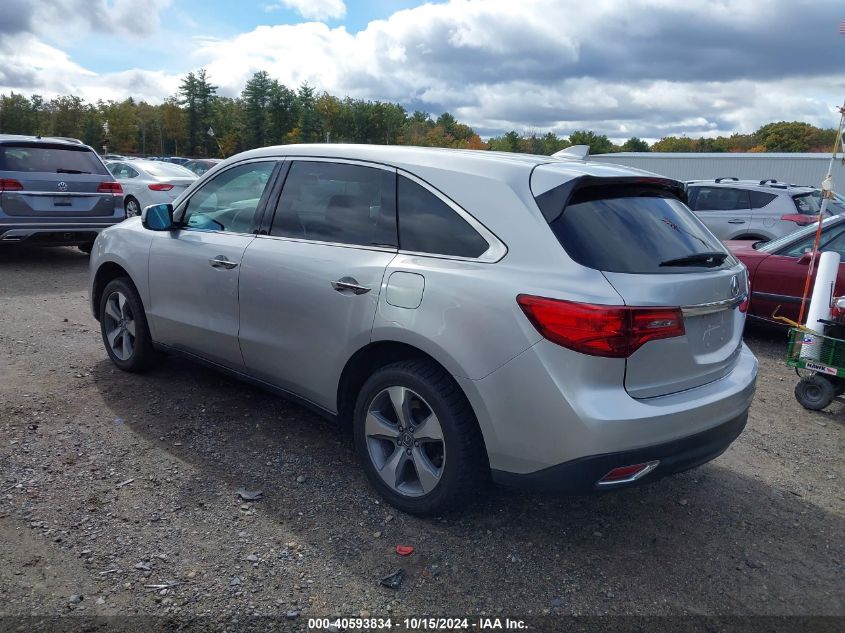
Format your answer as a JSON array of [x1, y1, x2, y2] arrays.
[[297, 83, 321, 143], [180, 69, 217, 155], [567, 130, 613, 155], [242, 71, 273, 149], [621, 137, 649, 152], [0, 92, 39, 135]]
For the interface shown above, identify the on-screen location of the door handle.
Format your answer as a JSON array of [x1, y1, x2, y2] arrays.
[[331, 277, 371, 295], [208, 256, 238, 270], [727, 219, 746, 224]]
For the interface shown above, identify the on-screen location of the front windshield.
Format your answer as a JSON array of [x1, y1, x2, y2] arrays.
[[757, 215, 845, 253]]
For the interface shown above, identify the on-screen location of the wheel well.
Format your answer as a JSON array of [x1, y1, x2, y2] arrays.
[[337, 341, 459, 424], [735, 234, 767, 241], [91, 262, 130, 320]]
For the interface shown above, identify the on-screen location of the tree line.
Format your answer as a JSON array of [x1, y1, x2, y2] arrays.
[[0, 69, 837, 158]]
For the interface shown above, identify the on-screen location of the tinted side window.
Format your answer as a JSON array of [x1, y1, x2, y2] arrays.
[[397, 176, 488, 258], [780, 228, 845, 258], [749, 191, 777, 209], [271, 161, 397, 247], [693, 187, 750, 211], [182, 161, 275, 233]]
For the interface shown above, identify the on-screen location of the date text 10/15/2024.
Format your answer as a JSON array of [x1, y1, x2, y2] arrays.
[[307, 617, 528, 630]]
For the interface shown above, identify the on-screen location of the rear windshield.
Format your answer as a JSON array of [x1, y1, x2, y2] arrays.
[[545, 185, 731, 274], [141, 162, 196, 178], [0, 143, 108, 175], [794, 191, 845, 215]]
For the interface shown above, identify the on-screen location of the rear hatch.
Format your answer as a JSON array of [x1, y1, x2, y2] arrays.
[[532, 168, 747, 399], [0, 142, 118, 217]]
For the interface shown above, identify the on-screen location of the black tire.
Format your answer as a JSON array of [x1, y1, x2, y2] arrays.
[[125, 196, 141, 218], [353, 359, 488, 515], [794, 374, 835, 411], [98, 277, 158, 372]]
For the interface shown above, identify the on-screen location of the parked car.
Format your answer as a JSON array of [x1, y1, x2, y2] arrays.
[[685, 178, 842, 242], [0, 134, 124, 252], [168, 157, 190, 166], [106, 159, 197, 217], [184, 158, 221, 176], [89, 145, 757, 514], [726, 215, 845, 325]]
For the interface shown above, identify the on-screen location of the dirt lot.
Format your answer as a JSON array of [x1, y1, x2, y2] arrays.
[[0, 247, 842, 626]]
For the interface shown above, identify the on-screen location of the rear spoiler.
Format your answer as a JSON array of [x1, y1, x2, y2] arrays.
[[533, 175, 688, 223]]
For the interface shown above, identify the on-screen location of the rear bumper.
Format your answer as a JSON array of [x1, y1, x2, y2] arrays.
[[491, 411, 747, 493], [0, 221, 119, 245]]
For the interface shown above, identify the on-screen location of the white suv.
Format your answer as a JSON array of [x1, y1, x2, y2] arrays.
[[686, 178, 845, 242]]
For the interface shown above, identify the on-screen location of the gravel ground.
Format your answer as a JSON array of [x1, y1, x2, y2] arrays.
[[0, 246, 842, 625]]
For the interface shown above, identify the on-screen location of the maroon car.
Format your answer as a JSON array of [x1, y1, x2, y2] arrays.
[[727, 215, 845, 325]]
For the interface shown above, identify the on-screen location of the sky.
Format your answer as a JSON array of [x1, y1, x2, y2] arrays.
[[0, 0, 843, 142]]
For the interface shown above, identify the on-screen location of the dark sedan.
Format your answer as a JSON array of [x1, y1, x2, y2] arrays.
[[727, 215, 845, 325]]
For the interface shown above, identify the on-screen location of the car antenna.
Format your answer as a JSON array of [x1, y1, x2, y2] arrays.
[[552, 145, 590, 160], [797, 98, 845, 324]]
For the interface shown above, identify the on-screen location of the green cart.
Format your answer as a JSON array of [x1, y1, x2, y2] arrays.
[[786, 328, 845, 410]]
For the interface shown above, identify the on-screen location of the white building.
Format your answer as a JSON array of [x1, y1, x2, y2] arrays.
[[590, 152, 845, 186]]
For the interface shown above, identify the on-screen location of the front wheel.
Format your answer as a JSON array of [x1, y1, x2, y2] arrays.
[[98, 277, 158, 372], [353, 360, 487, 515], [794, 374, 835, 411]]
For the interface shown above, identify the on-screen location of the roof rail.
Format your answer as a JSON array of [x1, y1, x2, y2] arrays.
[[552, 145, 590, 160], [759, 179, 778, 185], [47, 136, 84, 144], [714, 177, 739, 183]]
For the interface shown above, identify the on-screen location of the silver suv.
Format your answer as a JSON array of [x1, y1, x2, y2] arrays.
[[686, 178, 845, 242], [89, 145, 757, 515], [0, 135, 125, 251]]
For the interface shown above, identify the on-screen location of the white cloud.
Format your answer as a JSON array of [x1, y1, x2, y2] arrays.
[[268, 0, 346, 21], [2, 0, 843, 141]]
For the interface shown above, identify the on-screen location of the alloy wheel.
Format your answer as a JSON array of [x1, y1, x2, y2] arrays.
[[103, 291, 136, 361], [364, 386, 446, 497], [126, 198, 140, 217]]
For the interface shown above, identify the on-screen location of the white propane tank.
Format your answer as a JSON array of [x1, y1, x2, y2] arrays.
[[800, 251, 841, 360]]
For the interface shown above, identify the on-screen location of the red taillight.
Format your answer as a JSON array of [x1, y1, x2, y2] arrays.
[[781, 214, 817, 226], [97, 181, 123, 194], [516, 295, 685, 358], [0, 178, 24, 192], [148, 183, 174, 191], [738, 297, 749, 313]]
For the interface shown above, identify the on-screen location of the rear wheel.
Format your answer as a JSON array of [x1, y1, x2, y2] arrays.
[[353, 359, 487, 515], [99, 277, 158, 372], [794, 374, 835, 410], [125, 196, 141, 218]]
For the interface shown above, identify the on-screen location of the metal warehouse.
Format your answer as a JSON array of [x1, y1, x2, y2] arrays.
[[590, 152, 845, 186]]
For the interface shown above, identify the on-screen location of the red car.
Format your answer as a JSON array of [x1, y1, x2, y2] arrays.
[[726, 215, 845, 325]]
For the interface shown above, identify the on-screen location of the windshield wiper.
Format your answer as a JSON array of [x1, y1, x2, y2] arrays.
[[659, 251, 727, 267], [56, 168, 90, 174]]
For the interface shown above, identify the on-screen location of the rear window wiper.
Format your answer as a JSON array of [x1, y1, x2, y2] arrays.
[[659, 251, 727, 267], [56, 168, 90, 174]]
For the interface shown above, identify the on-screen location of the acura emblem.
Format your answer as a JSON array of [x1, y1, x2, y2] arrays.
[[57, 181, 68, 192], [730, 275, 739, 297]]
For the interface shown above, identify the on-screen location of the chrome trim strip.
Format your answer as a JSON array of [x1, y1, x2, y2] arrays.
[[596, 460, 660, 487], [5, 191, 113, 198], [681, 294, 747, 317], [752, 291, 802, 304], [241, 233, 398, 253]]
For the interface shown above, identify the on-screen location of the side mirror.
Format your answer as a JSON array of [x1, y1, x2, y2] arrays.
[[797, 248, 815, 265], [141, 203, 175, 231]]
